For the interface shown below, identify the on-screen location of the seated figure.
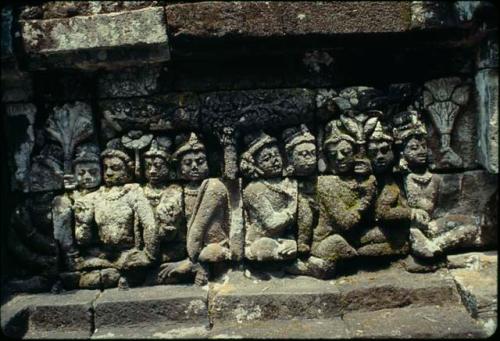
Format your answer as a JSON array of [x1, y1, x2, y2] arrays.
[[71, 143, 159, 288], [394, 111, 477, 260], [356, 121, 411, 256], [288, 120, 376, 278], [140, 138, 191, 285], [241, 131, 298, 262]]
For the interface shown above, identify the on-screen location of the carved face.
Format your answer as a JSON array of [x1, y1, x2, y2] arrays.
[[75, 162, 101, 189], [325, 140, 355, 174], [256, 144, 283, 178], [103, 156, 131, 186], [179, 151, 209, 181], [145, 156, 169, 185], [403, 136, 428, 168], [368, 141, 394, 174], [290, 142, 316, 176]]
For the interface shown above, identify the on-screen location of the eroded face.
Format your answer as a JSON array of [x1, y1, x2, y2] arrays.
[[179, 151, 209, 181], [145, 156, 169, 185], [368, 141, 394, 174], [403, 136, 428, 168], [103, 157, 131, 186], [325, 140, 355, 174], [256, 144, 283, 178], [290, 142, 316, 176], [75, 162, 101, 189]]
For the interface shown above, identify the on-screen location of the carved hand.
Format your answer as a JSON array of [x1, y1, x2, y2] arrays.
[[63, 174, 77, 191], [411, 208, 430, 230]]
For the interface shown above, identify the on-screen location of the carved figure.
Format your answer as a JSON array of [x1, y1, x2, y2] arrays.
[[357, 121, 410, 256], [71, 143, 158, 288], [242, 131, 298, 262], [282, 124, 318, 255], [394, 111, 477, 259], [7, 193, 59, 293], [52, 144, 101, 273]]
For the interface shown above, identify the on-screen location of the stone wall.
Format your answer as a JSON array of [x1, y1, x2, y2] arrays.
[[1, 1, 497, 294]]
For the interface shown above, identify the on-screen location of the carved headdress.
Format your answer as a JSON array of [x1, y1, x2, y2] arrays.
[[74, 143, 100, 165], [101, 138, 134, 168], [144, 137, 172, 162], [368, 121, 393, 143], [172, 133, 205, 160], [240, 131, 277, 179], [392, 110, 427, 145], [323, 120, 356, 148], [282, 124, 315, 153]]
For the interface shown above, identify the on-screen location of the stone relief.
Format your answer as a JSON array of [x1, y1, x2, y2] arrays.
[[5, 81, 492, 292]]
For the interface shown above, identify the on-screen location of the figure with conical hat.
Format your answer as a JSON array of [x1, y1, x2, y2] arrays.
[[241, 131, 298, 262], [175, 132, 239, 285], [139, 137, 194, 285], [287, 119, 377, 278], [70, 140, 159, 289], [52, 143, 102, 281], [355, 120, 411, 257], [395, 111, 477, 262], [282, 124, 318, 255]]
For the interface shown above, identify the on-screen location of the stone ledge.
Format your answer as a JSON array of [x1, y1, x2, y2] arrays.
[[92, 323, 210, 339], [1, 289, 99, 339], [343, 305, 486, 338], [165, 1, 412, 41], [19, 7, 170, 70], [94, 285, 209, 330]]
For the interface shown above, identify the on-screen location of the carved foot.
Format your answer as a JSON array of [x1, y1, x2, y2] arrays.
[[118, 276, 129, 290], [193, 263, 209, 286], [410, 228, 442, 259]]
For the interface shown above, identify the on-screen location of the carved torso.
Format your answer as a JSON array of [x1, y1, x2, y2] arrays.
[[243, 178, 298, 245], [404, 171, 440, 216]]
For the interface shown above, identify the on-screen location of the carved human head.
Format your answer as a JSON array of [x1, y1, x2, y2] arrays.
[[240, 131, 282, 179], [392, 110, 429, 172], [101, 148, 134, 187], [173, 133, 209, 181], [144, 138, 172, 186], [282, 124, 317, 176], [74, 144, 101, 190], [323, 121, 356, 175], [367, 121, 394, 175]]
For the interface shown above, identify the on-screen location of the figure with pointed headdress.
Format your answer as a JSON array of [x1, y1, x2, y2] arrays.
[[174, 133, 240, 285], [394, 111, 477, 263], [70, 140, 159, 289], [282, 124, 318, 255], [241, 131, 298, 262], [52, 143, 102, 281], [355, 120, 411, 257]]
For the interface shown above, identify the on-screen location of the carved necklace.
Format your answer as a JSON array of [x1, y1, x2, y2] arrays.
[[144, 185, 165, 206], [101, 186, 129, 201]]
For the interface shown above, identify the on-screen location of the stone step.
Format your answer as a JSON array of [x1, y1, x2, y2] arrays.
[[209, 267, 462, 323], [1, 289, 99, 339], [93, 285, 209, 331], [208, 305, 485, 339]]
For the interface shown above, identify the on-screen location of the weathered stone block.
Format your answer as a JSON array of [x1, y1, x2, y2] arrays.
[[92, 323, 210, 339], [334, 268, 461, 312], [410, 1, 458, 30], [475, 68, 498, 174], [210, 272, 342, 322], [20, 7, 169, 70], [20, 1, 163, 20], [199, 89, 315, 132], [1, 290, 100, 339], [449, 251, 497, 335], [166, 1, 411, 44], [1, 75, 34, 103], [98, 93, 199, 140], [93, 285, 208, 329], [343, 305, 486, 338], [209, 318, 349, 339]]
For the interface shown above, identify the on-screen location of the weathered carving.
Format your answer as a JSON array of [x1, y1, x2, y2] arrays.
[[6, 193, 59, 293], [357, 121, 411, 257], [67, 143, 158, 289], [242, 131, 298, 262], [394, 111, 477, 261], [422, 77, 470, 168]]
